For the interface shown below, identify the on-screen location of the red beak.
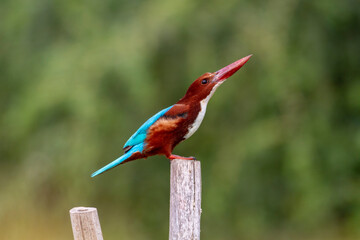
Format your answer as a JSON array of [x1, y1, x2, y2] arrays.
[[214, 55, 252, 81]]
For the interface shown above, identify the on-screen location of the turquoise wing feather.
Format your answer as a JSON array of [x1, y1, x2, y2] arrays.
[[123, 105, 173, 149], [91, 143, 145, 177], [91, 105, 174, 177]]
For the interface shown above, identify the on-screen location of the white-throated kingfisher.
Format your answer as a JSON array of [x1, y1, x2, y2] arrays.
[[92, 55, 252, 177]]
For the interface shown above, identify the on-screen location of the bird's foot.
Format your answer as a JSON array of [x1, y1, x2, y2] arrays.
[[168, 154, 196, 161]]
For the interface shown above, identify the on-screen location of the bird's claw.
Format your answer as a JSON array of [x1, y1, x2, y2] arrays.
[[168, 154, 197, 161]]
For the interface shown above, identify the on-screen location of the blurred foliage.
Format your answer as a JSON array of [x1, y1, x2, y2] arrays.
[[1, 0, 360, 239]]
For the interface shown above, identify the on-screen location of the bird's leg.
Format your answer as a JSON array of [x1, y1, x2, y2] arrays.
[[168, 154, 196, 161]]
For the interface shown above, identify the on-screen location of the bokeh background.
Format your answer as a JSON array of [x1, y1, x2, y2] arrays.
[[1, 0, 360, 239]]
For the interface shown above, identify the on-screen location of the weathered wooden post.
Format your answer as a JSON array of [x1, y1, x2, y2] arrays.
[[70, 207, 104, 240], [169, 159, 202, 240]]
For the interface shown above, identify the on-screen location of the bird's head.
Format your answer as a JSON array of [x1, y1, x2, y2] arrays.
[[183, 55, 252, 102]]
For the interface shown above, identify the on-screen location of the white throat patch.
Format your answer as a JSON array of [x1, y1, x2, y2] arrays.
[[184, 82, 221, 139]]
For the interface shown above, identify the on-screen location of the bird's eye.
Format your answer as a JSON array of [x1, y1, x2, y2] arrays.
[[201, 79, 208, 84]]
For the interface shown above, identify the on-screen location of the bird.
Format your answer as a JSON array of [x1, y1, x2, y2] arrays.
[[91, 55, 252, 177]]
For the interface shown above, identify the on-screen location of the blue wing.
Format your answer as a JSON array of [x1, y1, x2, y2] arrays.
[[91, 143, 144, 177], [123, 105, 173, 149], [91, 105, 174, 177]]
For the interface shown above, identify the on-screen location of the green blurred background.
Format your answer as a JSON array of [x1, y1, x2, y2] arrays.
[[1, 0, 360, 239]]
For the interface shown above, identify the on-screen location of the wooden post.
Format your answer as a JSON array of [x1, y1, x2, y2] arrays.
[[69, 207, 104, 240], [169, 159, 202, 240]]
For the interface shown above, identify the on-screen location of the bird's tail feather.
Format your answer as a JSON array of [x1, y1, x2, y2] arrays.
[[91, 144, 143, 177]]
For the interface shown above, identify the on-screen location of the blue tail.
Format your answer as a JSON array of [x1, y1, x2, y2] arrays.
[[91, 144, 144, 177]]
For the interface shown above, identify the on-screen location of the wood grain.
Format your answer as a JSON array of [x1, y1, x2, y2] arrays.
[[169, 159, 202, 240], [70, 207, 103, 240]]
